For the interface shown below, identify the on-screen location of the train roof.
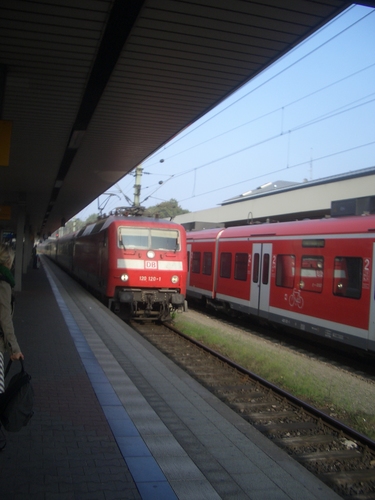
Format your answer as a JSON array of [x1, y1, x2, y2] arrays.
[[86, 214, 182, 231], [187, 215, 375, 240], [186, 227, 224, 240], [52, 215, 185, 242]]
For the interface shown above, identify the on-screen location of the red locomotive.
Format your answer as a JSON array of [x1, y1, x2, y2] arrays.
[[41, 214, 187, 320], [186, 214, 375, 353]]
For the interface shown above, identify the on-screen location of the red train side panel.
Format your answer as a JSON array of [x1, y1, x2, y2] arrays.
[[187, 215, 375, 352]]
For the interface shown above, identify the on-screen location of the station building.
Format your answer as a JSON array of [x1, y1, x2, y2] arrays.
[[174, 166, 375, 230]]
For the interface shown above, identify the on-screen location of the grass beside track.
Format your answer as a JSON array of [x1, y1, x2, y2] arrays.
[[173, 313, 375, 441]]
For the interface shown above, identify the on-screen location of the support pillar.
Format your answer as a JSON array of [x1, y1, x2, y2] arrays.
[[14, 204, 25, 291], [23, 222, 32, 273]]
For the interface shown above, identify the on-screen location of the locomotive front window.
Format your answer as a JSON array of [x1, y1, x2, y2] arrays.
[[119, 228, 149, 249], [150, 229, 180, 251], [118, 227, 180, 251]]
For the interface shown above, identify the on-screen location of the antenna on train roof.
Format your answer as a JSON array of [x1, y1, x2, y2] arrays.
[[109, 206, 145, 217], [98, 192, 121, 216]]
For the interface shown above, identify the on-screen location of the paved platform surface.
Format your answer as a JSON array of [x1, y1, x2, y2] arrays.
[[0, 258, 342, 500]]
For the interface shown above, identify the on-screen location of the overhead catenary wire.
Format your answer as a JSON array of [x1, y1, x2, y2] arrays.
[[100, 7, 375, 213], [178, 140, 375, 204], [139, 96, 375, 206], [146, 62, 375, 168], [144, 6, 374, 161]]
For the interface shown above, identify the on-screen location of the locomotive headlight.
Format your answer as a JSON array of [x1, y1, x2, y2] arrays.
[[147, 250, 155, 258], [120, 273, 129, 282], [171, 275, 179, 284]]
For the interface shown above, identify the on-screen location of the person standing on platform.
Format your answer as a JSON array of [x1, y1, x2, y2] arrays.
[[32, 244, 39, 269], [0, 243, 24, 450]]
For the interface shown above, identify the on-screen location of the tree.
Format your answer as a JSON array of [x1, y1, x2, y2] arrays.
[[61, 213, 99, 236], [85, 213, 99, 224], [144, 199, 189, 218], [63, 218, 84, 235]]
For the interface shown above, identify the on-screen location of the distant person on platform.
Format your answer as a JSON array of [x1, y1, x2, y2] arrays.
[[32, 244, 39, 269], [0, 243, 24, 450]]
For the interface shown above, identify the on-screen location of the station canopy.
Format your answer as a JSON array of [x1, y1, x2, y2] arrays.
[[1, 0, 374, 237]]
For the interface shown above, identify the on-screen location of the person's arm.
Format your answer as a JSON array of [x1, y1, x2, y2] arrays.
[[0, 283, 23, 358]]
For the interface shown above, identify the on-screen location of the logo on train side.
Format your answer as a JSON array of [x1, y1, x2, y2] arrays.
[[145, 261, 157, 269], [288, 288, 304, 309]]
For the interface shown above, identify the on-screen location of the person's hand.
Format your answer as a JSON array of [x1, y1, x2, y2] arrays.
[[10, 352, 24, 361]]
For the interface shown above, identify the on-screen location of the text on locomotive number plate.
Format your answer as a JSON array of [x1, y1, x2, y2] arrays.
[[139, 276, 162, 282]]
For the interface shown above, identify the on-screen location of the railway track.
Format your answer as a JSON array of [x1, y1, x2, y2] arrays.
[[131, 320, 375, 500]]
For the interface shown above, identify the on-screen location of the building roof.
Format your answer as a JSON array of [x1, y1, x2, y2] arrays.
[[174, 166, 375, 229]]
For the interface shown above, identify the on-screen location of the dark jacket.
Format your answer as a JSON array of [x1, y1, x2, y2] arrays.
[[0, 276, 20, 356]]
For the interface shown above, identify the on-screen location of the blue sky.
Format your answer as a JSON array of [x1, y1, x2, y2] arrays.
[[76, 4, 375, 219]]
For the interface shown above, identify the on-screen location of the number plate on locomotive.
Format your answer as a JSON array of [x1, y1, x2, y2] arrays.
[[139, 276, 162, 282]]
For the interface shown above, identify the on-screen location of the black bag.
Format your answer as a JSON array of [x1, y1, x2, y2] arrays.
[[0, 359, 34, 432]]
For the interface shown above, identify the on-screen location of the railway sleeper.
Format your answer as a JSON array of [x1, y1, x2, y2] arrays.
[[255, 421, 319, 435], [231, 403, 290, 413], [247, 410, 302, 421], [216, 384, 262, 393], [298, 449, 364, 463], [334, 492, 375, 500], [236, 401, 290, 410], [273, 434, 340, 448], [320, 468, 375, 497], [322, 469, 375, 483]]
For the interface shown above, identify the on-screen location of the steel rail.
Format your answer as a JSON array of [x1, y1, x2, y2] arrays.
[[166, 321, 375, 451]]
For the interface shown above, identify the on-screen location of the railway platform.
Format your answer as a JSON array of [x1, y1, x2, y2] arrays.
[[0, 257, 341, 500]]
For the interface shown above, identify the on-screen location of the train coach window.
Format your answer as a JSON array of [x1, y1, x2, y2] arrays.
[[253, 253, 260, 283], [333, 257, 362, 299], [276, 255, 295, 288], [234, 253, 248, 281], [203, 252, 212, 275], [220, 252, 232, 278], [300, 256, 323, 293], [192, 252, 201, 274], [262, 253, 270, 285]]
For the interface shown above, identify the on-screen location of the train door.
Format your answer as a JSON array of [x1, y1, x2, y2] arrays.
[[249, 243, 272, 318], [369, 243, 375, 350], [187, 243, 191, 287]]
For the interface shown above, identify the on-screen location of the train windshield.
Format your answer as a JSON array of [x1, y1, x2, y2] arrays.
[[119, 227, 180, 251]]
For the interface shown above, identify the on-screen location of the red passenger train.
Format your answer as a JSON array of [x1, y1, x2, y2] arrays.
[[41, 214, 187, 321], [186, 214, 375, 353]]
